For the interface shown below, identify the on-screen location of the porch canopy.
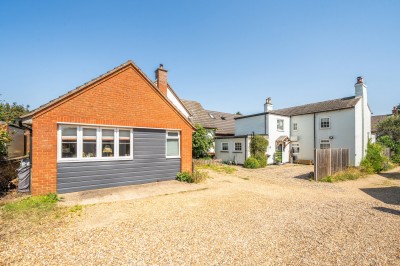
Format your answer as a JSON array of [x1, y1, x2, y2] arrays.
[[275, 135, 291, 149]]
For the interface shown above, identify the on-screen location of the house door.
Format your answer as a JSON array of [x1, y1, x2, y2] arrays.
[[276, 144, 283, 163]]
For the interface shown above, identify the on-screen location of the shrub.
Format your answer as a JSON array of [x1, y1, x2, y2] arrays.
[[176, 171, 193, 183], [191, 170, 209, 183], [360, 141, 388, 173], [319, 167, 365, 182], [254, 154, 267, 168], [250, 135, 268, 157], [391, 154, 400, 164], [243, 157, 260, 169]]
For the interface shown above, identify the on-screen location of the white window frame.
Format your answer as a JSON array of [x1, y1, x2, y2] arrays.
[[166, 131, 181, 158], [320, 139, 331, 149], [234, 142, 242, 152], [320, 117, 330, 129], [221, 142, 229, 151], [58, 125, 133, 162], [291, 143, 300, 153], [293, 123, 298, 131], [277, 119, 284, 131]]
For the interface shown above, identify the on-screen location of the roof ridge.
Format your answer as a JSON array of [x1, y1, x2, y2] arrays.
[[272, 95, 357, 112]]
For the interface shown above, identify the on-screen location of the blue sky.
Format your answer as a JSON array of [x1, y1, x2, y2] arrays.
[[0, 0, 399, 115]]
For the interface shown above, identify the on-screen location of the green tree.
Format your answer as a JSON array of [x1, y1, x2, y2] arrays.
[[376, 115, 400, 144], [235, 111, 242, 115], [0, 97, 30, 124], [0, 123, 11, 158], [192, 124, 214, 159]]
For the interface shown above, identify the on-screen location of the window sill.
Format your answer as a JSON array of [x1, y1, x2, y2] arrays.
[[220, 150, 229, 153], [233, 151, 243, 153], [166, 156, 181, 159], [58, 157, 133, 163]]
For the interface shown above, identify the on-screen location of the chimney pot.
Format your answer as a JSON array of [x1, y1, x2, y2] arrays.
[[356, 76, 364, 84], [264, 97, 273, 112], [159, 64, 163, 69]]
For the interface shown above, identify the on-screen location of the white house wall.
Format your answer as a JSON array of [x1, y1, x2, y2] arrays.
[[290, 114, 314, 161], [215, 137, 249, 164], [235, 115, 265, 136], [267, 114, 291, 164], [315, 108, 356, 165], [167, 88, 190, 118]]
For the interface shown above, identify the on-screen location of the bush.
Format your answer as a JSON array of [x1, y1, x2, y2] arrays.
[[192, 124, 214, 159], [391, 154, 400, 164], [250, 135, 268, 157], [176, 170, 209, 183], [360, 141, 388, 173], [319, 167, 365, 182], [254, 154, 267, 168], [243, 157, 260, 169], [191, 170, 209, 183], [176, 171, 193, 183]]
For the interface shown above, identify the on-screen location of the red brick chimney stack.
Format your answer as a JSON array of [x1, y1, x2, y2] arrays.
[[155, 64, 168, 95]]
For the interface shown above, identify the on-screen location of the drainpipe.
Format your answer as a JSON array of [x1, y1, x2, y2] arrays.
[[313, 113, 316, 149], [245, 135, 248, 160]]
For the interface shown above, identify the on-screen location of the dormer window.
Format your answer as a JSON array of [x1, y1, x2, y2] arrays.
[[209, 113, 215, 119]]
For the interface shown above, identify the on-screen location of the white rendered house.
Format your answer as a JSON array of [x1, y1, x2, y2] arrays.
[[215, 77, 371, 166]]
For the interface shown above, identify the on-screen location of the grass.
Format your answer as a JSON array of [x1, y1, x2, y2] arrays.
[[319, 167, 366, 182], [196, 163, 237, 174], [0, 193, 83, 221], [2, 193, 59, 212]]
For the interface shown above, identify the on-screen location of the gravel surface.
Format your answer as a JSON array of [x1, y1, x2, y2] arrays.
[[1, 164, 399, 265]]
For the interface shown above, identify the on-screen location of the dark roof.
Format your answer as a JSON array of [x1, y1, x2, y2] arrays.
[[236, 96, 361, 119], [181, 99, 240, 135], [206, 109, 241, 135], [371, 114, 390, 133]]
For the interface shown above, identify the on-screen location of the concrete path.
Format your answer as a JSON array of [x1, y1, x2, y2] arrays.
[[58, 180, 206, 206]]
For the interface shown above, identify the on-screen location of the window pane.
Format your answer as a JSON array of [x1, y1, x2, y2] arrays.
[[82, 128, 97, 158], [119, 130, 131, 157], [61, 127, 77, 158], [62, 141, 77, 158], [167, 139, 179, 156], [222, 143, 228, 151], [102, 129, 114, 157], [168, 132, 179, 137], [61, 127, 77, 140], [235, 143, 242, 151]]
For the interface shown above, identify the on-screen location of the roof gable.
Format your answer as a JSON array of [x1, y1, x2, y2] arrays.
[[21, 60, 194, 129]]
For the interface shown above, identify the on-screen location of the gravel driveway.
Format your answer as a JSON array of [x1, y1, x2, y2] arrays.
[[1, 164, 399, 265]]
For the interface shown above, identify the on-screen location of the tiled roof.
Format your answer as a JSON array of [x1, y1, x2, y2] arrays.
[[270, 96, 361, 116], [237, 96, 361, 119], [181, 99, 239, 135], [206, 110, 240, 135], [371, 114, 390, 133]]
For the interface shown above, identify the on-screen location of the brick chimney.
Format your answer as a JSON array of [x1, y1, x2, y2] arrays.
[[155, 64, 168, 95], [264, 97, 273, 112], [393, 106, 399, 116]]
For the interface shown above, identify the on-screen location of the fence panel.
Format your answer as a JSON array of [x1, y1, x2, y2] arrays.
[[314, 148, 349, 181]]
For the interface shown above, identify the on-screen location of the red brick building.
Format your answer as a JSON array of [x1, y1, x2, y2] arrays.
[[21, 61, 194, 195]]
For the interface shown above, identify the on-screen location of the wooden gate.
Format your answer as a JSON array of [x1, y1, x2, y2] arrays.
[[314, 148, 349, 181]]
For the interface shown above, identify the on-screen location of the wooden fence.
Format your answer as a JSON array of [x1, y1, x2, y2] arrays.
[[314, 148, 349, 181]]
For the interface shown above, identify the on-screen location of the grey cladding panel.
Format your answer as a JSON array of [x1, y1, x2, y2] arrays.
[[57, 128, 181, 193]]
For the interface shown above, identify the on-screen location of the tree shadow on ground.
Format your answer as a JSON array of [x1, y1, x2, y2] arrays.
[[373, 206, 400, 216], [378, 171, 400, 180], [360, 186, 400, 205]]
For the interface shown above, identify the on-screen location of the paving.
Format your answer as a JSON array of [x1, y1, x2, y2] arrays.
[[1, 164, 399, 265]]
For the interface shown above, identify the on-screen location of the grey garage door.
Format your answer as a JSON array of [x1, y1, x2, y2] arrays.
[[57, 128, 180, 194]]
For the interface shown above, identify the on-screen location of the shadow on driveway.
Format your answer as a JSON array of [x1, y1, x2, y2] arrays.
[[360, 186, 400, 205], [373, 206, 400, 216], [379, 171, 400, 180]]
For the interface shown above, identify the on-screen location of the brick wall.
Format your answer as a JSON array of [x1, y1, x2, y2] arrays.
[[31, 65, 193, 195]]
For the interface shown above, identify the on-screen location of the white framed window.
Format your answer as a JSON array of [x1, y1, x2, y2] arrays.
[[320, 117, 330, 129], [58, 125, 133, 162], [291, 143, 300, 153], [166, 131, 180, 158], [293, 123, 298, 131], [320, 139, 330, 149], [221, 142, 229, 151], [277, 119, 284, 131], [234, 142, 242, 151]]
